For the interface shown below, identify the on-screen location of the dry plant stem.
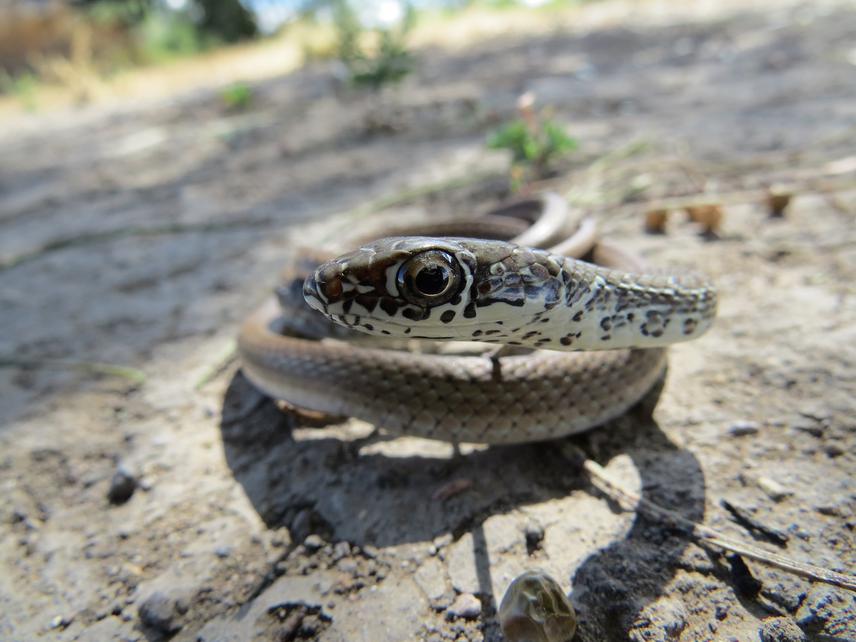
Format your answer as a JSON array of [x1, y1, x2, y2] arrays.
[[574, 450, 856, 593], [0, 357, 146, 383]]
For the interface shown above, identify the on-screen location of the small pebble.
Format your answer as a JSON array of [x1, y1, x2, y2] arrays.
[[447, 593, 482, 620], [48, 615, 72, 630], [214, 545, 231, 559], [825, 444, 844, 457], [765, 187, 793, 218], [304, 534, 324, 552], [138, 592, 181, 634], [107, 465, 137, 505], [333, 541, 350, 561], [757, 477, 792, 502], [500, 570, 576, 642], [524, 522, 545, 554], [729, 421, 759, 437], [793, 423, 823, 437], [644, 209, 670, 234]]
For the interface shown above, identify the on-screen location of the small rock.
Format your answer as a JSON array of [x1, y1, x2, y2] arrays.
[[433, 533, 453, 550], [798, 408, 831, 423], [817, 503, 841, 517], [644, 208, 670, 234], [214, 545, 231, 558], [524, 522, 545, 554], [49, 614, 72, 630], [139, 592, 181, 635], [500, 570, 576, 642], [765, 187, 793, 218], [107, 465, 137, 505], [757, 477, 792, 502], [447, 593, 481, 620], [825, 444, 844, 457], [728, 421, 759, 437], [303, 534, 324, 552], [10, 508, 27, 524], [759, 617, 806, 642], [332, 541, 350, 561], [336, 558, 357, 574]]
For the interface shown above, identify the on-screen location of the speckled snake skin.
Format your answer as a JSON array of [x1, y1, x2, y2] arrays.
[[238, 194, 717, 444]]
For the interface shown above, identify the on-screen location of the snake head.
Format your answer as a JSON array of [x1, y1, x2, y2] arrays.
[[304, 235, 716, 350], [304, 236, 570, 342], [303, 237, 495, 339]]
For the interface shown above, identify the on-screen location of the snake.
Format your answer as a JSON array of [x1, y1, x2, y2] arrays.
[[237, 194, 716, 444]]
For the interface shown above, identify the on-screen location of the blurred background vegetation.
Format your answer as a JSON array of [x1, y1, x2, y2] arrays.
[[0, 0, 584, 105]]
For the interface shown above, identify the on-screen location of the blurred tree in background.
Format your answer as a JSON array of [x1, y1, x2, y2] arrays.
[[329, 0, 416, 89], [192, 0, 258, 42], [72, 0, 258, 44], [0, 0, 560, 99]]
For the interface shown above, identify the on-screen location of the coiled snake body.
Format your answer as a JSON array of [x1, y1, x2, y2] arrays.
[[238, 195, 716, 443]]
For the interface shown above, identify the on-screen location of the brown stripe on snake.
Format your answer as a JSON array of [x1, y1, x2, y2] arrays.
[[238, 193, 717, 444]]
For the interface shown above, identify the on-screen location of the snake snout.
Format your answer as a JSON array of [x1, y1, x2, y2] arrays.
[[304, 261, 349, 312], [302, 277, 325, 313]]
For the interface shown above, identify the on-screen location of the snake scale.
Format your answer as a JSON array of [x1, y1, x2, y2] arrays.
[[238, 194, 716, 444]]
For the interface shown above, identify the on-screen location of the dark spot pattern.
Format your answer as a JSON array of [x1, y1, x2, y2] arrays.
[[380, 298, 399, 317], [355, 295, 377, 313]]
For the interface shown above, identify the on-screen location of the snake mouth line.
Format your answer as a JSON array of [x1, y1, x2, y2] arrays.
[[303, 279, 328, 314]]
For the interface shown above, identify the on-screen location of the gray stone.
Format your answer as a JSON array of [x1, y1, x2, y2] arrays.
[[107, 465, 137, 505], [138, 591, 181, 635], [729, 420, 759, 436], [303, 534, 324, 552], [332, 541, 350, 561], [756, 477, 792, 501], [414, 556, 449, 604], [446, 593, 481, 620]]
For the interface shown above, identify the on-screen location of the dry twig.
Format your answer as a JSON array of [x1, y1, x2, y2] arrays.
[[563, 445, 856, 592]]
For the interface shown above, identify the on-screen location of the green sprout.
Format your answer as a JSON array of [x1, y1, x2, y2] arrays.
[[221, 82, 253, 111], [488, 93, 578, 189]]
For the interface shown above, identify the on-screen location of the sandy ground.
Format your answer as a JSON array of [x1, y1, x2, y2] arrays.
[[1, 0, 854, 640]]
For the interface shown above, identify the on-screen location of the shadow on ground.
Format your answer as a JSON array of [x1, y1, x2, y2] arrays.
[[220, 371, 707, 639]]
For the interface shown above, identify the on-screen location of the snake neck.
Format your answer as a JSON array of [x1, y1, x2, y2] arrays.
[[468, 250, 717, 351]]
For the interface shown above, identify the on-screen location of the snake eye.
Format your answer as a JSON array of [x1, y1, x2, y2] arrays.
[[396, 250, 462, 306]]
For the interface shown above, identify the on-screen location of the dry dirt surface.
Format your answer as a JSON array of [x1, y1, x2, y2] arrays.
[[1, 1, 854, 641]]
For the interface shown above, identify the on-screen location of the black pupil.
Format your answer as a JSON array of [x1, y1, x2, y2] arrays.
[[414, 265, 450, 296]]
